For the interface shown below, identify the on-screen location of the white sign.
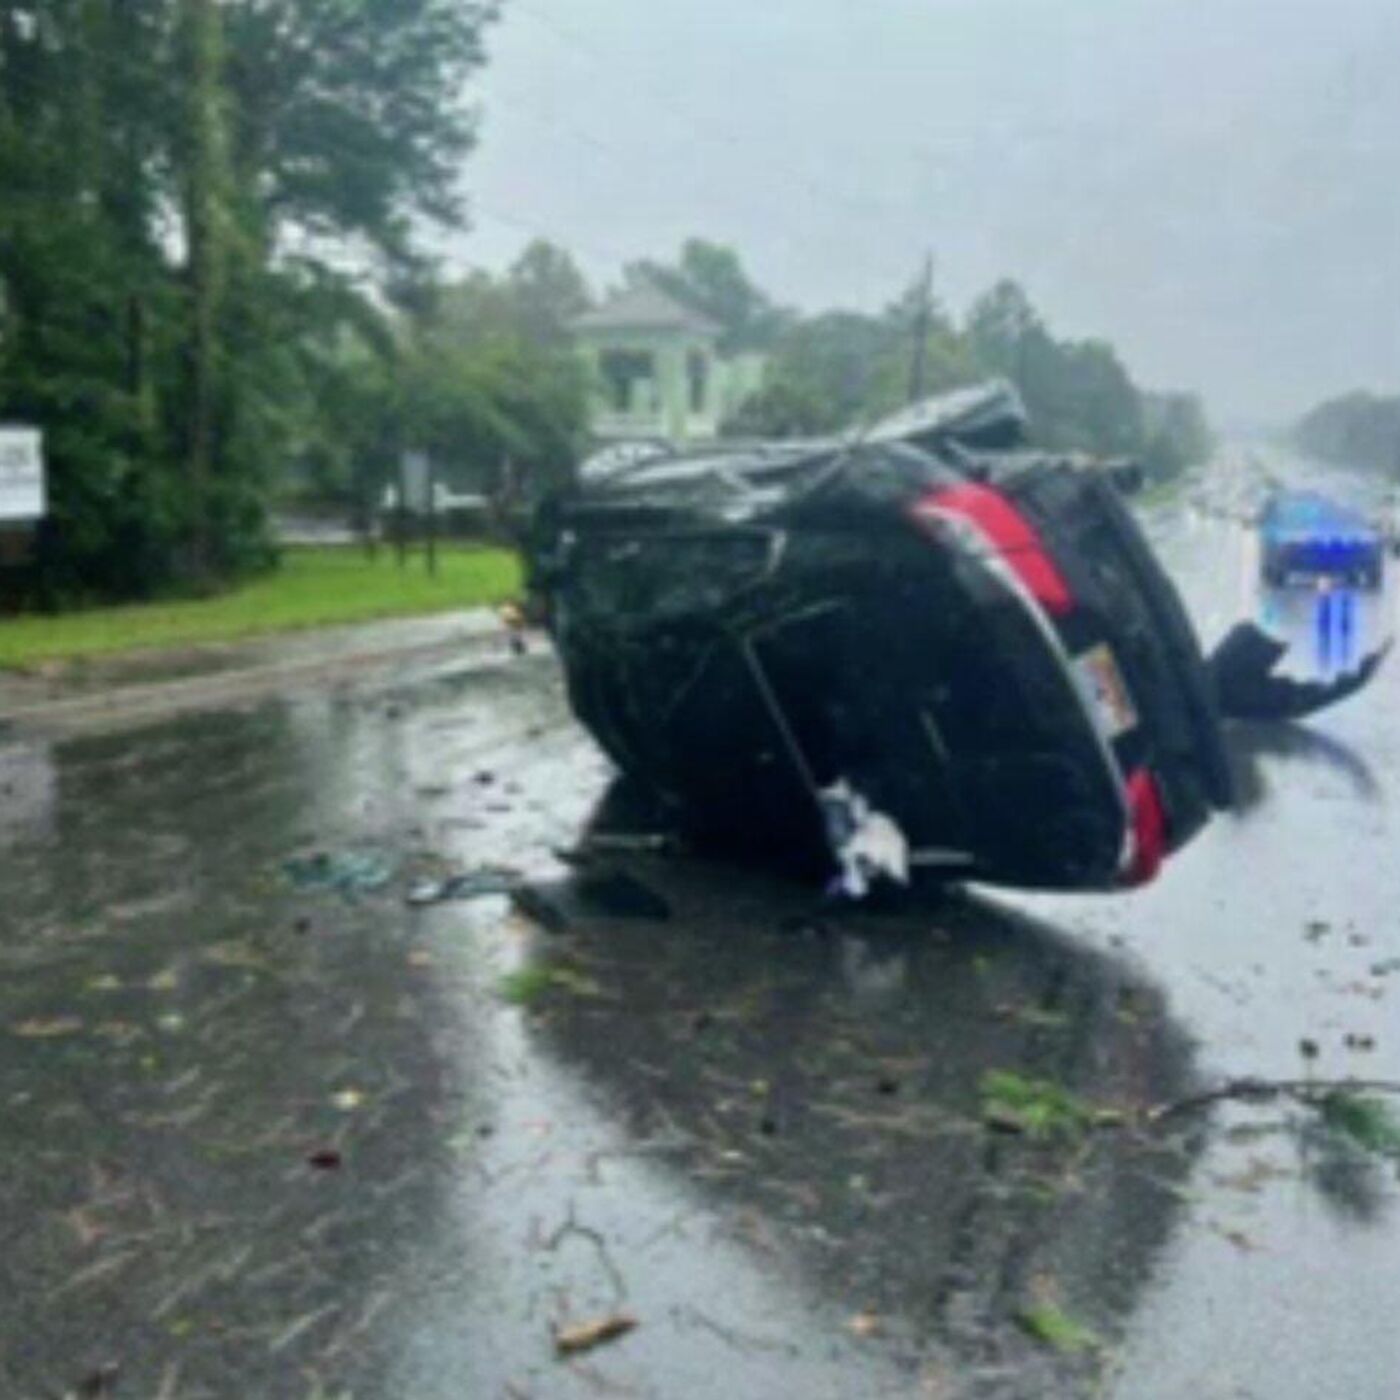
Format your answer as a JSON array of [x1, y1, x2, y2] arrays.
[[0, 426, 45, 522], [401, 451, 432, 511]]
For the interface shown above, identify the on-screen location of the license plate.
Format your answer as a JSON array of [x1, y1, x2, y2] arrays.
[[1074, 643, 1138, 740]]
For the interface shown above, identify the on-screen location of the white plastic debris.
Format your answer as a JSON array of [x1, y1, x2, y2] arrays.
[[819, 780, 910, 898]]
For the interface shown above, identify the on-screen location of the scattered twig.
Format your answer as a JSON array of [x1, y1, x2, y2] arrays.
[[1146, 1076, 1400, 1125], [678, 1305, 795, 1357], [540, 1202, 627, 1304], [269, 1302, 341, 1354]]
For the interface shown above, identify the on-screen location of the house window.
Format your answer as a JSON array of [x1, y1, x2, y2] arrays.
[[687, 350, 709, 414], [600, 350, 655, 414]]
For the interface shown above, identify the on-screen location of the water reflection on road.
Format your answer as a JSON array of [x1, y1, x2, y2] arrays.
[[0, 655, 1204, 1399]]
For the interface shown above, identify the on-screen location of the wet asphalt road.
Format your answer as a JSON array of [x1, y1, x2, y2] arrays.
[[3, 451, 1400, 1398]]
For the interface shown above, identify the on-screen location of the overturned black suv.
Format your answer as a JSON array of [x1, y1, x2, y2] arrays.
[[530, 383, 1377, 894]]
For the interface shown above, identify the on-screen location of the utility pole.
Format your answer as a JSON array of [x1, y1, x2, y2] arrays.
[[907, 251, 934, 405]]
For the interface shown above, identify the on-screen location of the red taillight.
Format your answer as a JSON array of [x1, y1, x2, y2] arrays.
[[1122, 768, 1166, 886], [910, 483, 1074, 616]]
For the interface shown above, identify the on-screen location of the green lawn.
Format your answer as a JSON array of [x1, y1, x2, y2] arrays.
[[0, 544, 522, 669]]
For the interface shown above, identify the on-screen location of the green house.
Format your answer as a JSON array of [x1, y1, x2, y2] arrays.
[[572, 280, 765, 446]]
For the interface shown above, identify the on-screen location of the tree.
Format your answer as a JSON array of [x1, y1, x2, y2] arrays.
[[721, 378, 830, 439], [0, 0, 501, 600], [314, 268, 588, 533], [506, 239, 591, 347], [1294, 392, 1400, 477], [177, 0, 231, 579], [964, 279, 1166, 464], [628, 238, 788, 352], [966, 279, 1042, 363], [730, 293, 975, 439], [409, 287, 588, 504], [0, 0, 181, 600], [220, 0, 497, 268], [1143, 392, 1213, 481]]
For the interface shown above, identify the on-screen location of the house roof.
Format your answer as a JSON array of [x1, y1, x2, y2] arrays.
[[573, 280, 721, 337]]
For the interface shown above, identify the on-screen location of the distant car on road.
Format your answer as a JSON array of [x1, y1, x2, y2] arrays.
[[1259, 491, 1384, 590]]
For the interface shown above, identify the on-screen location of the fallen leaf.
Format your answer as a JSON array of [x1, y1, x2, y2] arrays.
[[65, 1208, 107, 1248], [331, 1089, 364, 1112], [93, 1021, 145, 1045], [553, 1313, 638, 1357], [849, 1311, 884, 1339], [147, 969, 179, 992], [1209, 1220, 1262, 1252], [1015, 1301, 1099, 1354], [12, 1016, 83, 1039]]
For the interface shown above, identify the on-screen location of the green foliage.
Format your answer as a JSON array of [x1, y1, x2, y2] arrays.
[[758, 311, 906, 431], [1318, 1091, 1400, 1158], [980, 1069, 1094, 1140], [507, 240, 592, 347], [1142, 391, 1213, 483], [496, 965, 557, 1007], [628, 238, 790, 352], [0, 0, 498, 605], [1294, 391, 1400, 477], [220, 0, 497, 263], [1015, 1302, 1100, 1354], [726, 271, 1200, 472], [326, 268, 590, 520], [722, 378, 833, 438], [497, 962, 599, 1005], [968, 281, 1136, 455], [964, 280, 1212, 476]]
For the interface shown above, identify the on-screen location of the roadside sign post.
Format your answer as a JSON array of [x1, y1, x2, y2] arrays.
[[396, 453, 411, 570], [0, 426, 46, 570], [400, 450, 434, 576], [425, 453, 438, 578]]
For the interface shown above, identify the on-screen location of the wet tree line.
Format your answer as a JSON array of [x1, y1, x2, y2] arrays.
[[0, 4, 1210, 610]]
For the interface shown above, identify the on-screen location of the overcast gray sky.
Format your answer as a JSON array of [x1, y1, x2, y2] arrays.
[[451, 0, 1400, 426]]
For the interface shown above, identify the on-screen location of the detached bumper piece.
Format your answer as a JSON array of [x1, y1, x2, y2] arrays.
[[532, 381, 1234, 894]]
